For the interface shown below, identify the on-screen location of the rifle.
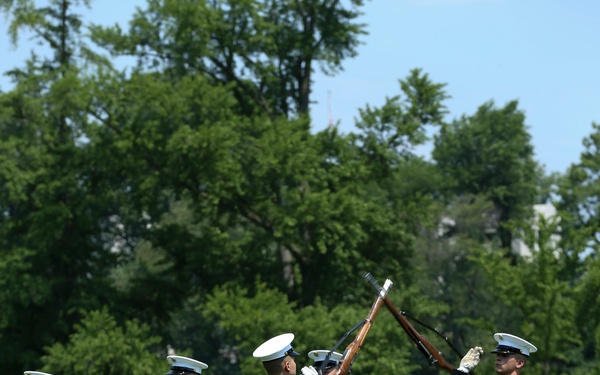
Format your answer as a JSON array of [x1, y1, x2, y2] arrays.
[[364, 272, 456, 373], [331, 275, 393, 375]]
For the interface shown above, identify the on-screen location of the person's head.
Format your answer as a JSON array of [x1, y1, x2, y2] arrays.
[[307, 350, 343, 375], [262, 355, 297, 375], [490, 333, 537, 375], [166, 355, 208, 375], [253, 333, 300, 375]]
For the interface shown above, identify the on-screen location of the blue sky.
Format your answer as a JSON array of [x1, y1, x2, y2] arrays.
[[2, 0, 599, 175]]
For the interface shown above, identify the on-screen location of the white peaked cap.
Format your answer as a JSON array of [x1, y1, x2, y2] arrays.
[[24, 372, 54, 375], [491, 333, 538, 357], [167, 355, 209, 374], [253, 333, 300, 362], [308, 350, 344, 365]]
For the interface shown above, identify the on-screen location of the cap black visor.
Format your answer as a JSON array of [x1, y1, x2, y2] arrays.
[[491, 345, 528, 357]]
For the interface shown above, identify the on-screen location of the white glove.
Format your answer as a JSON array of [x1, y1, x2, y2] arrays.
[[457, 346, 484, 373], [301, 366, 319, 375]]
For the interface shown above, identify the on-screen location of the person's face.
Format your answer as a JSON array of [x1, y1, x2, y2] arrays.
[[495, 353, 525, 375]]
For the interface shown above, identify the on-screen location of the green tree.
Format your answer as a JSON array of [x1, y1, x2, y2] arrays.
[[87, 67, 452, 313], [352, 68, 448, 177], [519, 215, 581, 375], [556, 122, 600, 372], [433, 100, 540, 255], [85, 0, 393, 312], [80, 0, 387, 312], [414, 194, 504, 353], [41, 308, 165, 375], [85, 70, 249, 324], [0, 1, 118, 371], [572, 257, 600, 374], [557, 122, 600, 259], [90, 0, 367, 118]]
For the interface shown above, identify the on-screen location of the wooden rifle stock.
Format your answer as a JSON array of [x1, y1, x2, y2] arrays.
[[332, 277, 393, 375], [364, 273, 456, 373]]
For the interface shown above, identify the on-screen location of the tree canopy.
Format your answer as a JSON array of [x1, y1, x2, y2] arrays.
[[0, 1, 598, 375]]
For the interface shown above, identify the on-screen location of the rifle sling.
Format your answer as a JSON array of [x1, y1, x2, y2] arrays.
[[318, 319, 367, 375]]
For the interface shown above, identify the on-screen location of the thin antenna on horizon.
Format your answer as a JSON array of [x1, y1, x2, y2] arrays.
[[328, 90, 334, 129]]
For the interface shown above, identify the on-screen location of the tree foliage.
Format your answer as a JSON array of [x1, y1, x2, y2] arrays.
[[40, 308, 165, 375], [0, 1, 599, 375], [90, 0, 367, 117], [433, 100, 540, 252]]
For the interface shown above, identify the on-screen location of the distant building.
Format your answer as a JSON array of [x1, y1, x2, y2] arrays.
[[511, 203, 560, 257], [435, 201, 560, 259]]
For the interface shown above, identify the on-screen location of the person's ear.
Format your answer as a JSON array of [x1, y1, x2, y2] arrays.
[[515, 357, 526, 369], [284, 360, 292, 372]]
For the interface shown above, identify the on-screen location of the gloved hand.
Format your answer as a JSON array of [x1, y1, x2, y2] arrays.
[[457, 346, 484, 373], [301, 366, 319, 375]]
